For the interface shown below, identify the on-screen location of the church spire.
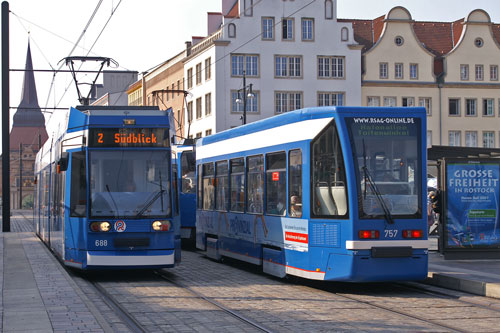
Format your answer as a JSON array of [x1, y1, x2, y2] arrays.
[[12, 40, 45, 128]]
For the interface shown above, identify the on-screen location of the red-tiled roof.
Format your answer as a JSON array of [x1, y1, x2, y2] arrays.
[[413, 22, 454, 56], [452, 19, 465, 47], [492, 24, 500, 46]]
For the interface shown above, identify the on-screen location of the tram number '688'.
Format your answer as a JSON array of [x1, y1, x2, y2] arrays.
[[95, 240, 108, 247], [385, 230, 398, 238]]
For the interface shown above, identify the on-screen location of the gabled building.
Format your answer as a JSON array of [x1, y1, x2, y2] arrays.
[[346, 7, 500, 148]]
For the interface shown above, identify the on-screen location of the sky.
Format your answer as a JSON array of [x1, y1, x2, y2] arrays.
[[1, 0, 500, 152]]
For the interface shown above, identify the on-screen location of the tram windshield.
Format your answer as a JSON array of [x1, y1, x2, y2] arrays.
[[346, 117, 422, 218], [90, 150, 171, 218]]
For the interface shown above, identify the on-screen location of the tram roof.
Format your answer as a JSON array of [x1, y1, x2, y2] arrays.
[[198, 106, 426, 146]]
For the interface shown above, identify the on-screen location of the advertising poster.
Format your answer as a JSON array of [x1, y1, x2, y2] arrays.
[[446, 162, 500, 248]]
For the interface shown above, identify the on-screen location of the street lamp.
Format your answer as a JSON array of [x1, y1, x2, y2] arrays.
[[235, 70, 255, 125]]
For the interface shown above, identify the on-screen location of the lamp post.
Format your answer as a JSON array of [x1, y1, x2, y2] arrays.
[[235, 70, 255, 125]]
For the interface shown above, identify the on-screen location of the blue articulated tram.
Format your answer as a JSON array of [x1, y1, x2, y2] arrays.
[[34, 105, 181, 270], [195, 106, 428, 282], [172, 142, 197, 242]]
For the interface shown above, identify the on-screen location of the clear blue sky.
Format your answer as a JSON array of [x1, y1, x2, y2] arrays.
[[0, 0, 499, 152]]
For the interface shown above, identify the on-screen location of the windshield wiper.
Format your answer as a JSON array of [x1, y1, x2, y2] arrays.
[[135, 171, 165, 218], [105, 184, 119, 218], [361, 139, 394, 224]]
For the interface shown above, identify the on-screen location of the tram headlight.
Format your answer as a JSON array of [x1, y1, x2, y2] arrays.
[[90, 221, 111, 232], [152, 220, 171, 231]]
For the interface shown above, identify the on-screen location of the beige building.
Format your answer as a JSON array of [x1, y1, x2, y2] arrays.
[[347, 7, 500, 148]]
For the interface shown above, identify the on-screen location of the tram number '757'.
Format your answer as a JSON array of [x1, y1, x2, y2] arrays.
[[95, 240, 108, 247], [385, 230, 398, 238]]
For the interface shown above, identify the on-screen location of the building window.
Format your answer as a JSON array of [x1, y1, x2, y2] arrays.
[[475, 65, 484, 81], [367, 96, 380, 106], [427, 131, 432, 148], [275, 55, 302, 78], [187, 68, 193, 89], [231, 90, 259, 113], [196, 63, 202, 85], [177, 80, 180, 96], [205, 129, 212, 136], [460, 65, 469, 80], [465, 98, 477, 116], [262, 17, 274, 40], [196, 132, 202, 139], [449, 131, 461, 146], [402, 97, 414, 107], [490, 65, 498, 81], [228, 23, 236, 38], [318, 92, 344, 106], [475, 37, 484, 48], [205, 57, 211, 81], [187, 101, 193, 122], [231, 54, 259, 77], [395, 36, 404, 46], [282, 18, 294, 41], [449, 98, 460, 116], [275, 91, 302, 113], [301, 18, 314, 41], [419, 97, 432, 115], [383, 97, 396, 107], [465, 131, 478, 147], [341, 27, 348, 41], [410, 63, 418, 79], [395, 63, 403, 79], [171, 83, 175, 99], [318, 56, 344, 78], [483, 131, 495, 148], [205, 93, 212, 116], [483, 98, 494, 116], [325, 0, 333, 19], [244, 0, 253, 16], [196, 97, 202, 119], [379, 62, 388, 79]]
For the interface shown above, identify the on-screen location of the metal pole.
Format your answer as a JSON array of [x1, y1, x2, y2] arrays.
[[2, 1, 10, 231], [19, 143, 22, 209], [242, 70, 246, 125]]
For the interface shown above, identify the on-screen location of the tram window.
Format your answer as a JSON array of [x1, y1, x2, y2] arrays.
[[181, 151, 196, 193], [215, 161, 229, 211], [289, 149, 302, 218], [312, 122, 348, 217], [70, 152, 87, 217], [197, 164, 202, 209], [202, 163, 215, 210], [266, 152, 286, 216], [247, 155, 264, 214], [230, 158, 245, 212]]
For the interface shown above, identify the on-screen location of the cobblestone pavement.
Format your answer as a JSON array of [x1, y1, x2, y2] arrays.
[[6, 211, 500, 332]]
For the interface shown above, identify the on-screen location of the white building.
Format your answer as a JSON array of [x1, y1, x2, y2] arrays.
[[183, 0, 362, 138]]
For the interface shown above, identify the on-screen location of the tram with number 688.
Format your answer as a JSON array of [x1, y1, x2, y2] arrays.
[[195, 106, 428, 282], [34, 105, 181, 270]]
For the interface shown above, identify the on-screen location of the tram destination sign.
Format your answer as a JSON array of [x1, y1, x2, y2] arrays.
[[89, 128, 169, 147]]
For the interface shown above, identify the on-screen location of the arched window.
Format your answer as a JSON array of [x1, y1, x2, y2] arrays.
[[228, 23, 236, 38], [341, 27, 348, 41], [325, 0, 333, 20]]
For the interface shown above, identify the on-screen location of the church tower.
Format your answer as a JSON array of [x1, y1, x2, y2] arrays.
[[2, 41, 48, 209]]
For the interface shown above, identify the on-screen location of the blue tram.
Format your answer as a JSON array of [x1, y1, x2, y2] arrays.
[[172, 142, 197, 242], [34, 105, 181, 270], [195, 106, 428, 282]]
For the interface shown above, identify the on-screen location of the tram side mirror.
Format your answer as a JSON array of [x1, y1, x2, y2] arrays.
[[57, 152, 69, 173]]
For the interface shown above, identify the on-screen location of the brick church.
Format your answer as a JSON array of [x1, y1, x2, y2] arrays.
[[0, 41, 48, 209]]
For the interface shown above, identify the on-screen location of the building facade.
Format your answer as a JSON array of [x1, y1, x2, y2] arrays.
[[348, 7, 500, 148], [183, 0, 362, 138]]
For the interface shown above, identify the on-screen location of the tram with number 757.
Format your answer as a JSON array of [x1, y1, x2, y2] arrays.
[[195, 106, 428, 282], [34, 105, 181, 270]]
